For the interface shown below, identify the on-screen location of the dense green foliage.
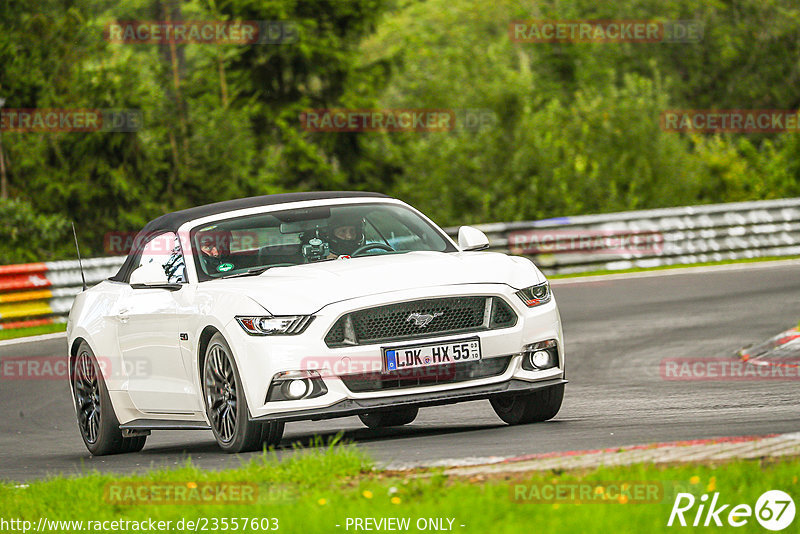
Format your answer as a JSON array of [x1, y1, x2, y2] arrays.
[[0, 199, 70, 263], [1, 0, 799, 261]]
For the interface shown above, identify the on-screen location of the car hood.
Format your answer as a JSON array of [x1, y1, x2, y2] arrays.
[[205, 251, 544, 315]]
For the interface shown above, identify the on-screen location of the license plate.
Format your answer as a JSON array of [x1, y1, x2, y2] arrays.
[[383, 338, 481, 372]]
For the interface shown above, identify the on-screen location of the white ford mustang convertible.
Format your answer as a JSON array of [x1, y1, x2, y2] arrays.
[[67, 192, 566, 454]]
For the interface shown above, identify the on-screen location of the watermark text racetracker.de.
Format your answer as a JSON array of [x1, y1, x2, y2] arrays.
[[299, 109, 497, 132], [512, 480, 664, 504], [660, 358, 800, 381], [0, 109, 141, 132], [102, 481, 287, 505], [104, 230, 260, 256], [105, 20, 298, 44], [0, 356, 150, 381], [661, 110, 800, 133], [299, 355, 460, 384], [509, 20, 703, 43], [508, 228, 663, 256]]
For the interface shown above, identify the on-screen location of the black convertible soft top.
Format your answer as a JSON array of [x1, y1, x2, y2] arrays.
[[110, 191, 389, 282]]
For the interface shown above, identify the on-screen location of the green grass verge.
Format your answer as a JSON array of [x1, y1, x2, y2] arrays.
[[0, 322, 66, 341], [1, 440, 797, 533], [549, 255, 800, 279]]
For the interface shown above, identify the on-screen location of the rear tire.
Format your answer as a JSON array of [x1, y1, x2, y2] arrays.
[[202, 333, 284, 453], [358, 407, 419, 428], [72, 341, 148, 455], [490, 384, 564, 425]]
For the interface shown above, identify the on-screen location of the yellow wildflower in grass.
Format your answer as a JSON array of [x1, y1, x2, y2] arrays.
[[187, 482, 197, 489], [689, 476, 700, 485], [706, 477, 717, 492], [391, 497, 401, 505], [619, 494, 629, 504], [318, 498, 327, 506], [362, 490, 373, 499]]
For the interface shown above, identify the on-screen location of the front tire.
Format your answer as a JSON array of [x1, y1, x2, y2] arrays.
[[490, 384, 564, 425], [72, 341, 147, 455], [202, 333, 284, 453], [358, 407, 419, 428]]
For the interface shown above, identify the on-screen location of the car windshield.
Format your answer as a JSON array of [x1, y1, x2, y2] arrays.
[[190, 203, 456, 279]]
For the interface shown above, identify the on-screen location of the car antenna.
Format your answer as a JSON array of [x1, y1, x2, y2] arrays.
[[71, 222, 87, 291]]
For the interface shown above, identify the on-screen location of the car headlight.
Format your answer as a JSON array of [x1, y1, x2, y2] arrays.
[[515, 282, 551, 307], [235, 315, 314, 335]]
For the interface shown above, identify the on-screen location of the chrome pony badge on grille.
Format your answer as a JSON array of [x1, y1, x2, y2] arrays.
[[406, 311, 443, 328]]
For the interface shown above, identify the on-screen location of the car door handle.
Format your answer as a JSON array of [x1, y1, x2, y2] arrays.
[[116, 309, 130, 323]]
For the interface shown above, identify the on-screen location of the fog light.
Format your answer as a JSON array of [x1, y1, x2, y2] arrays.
[[283, 379, 309, 399], [521, 339, 559, 371], [531, 350, 551, 369], [266, 370, 327, 403]]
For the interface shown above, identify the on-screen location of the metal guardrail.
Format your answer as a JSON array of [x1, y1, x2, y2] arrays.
[[1, 197, 799, 330], [446, 197, 800, 275]]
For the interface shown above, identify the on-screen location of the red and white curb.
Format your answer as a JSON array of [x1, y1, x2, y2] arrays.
[[739, 326, 800, 368], [385, 433, 800, 474]]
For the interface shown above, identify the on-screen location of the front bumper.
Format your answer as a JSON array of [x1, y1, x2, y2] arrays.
[[223, 283, 565, 421], [251, 378, 567, 423]]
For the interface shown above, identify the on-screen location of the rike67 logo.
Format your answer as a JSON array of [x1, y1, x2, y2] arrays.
[[668, 490, 795, 530]]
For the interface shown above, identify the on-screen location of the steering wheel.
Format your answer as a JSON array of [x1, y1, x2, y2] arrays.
[[351, 243, 394, 256]]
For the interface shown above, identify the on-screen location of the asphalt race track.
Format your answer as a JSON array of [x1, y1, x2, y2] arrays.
[[1, 261, 798, 481]]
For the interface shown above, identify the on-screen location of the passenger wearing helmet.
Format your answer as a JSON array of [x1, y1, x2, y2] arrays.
[[197, 229, 234, 273], [327, 213, 365, 257]]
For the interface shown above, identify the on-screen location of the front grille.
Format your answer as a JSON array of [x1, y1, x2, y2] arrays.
[[324, 296, 517, 347], [341, 356, 513, 392]]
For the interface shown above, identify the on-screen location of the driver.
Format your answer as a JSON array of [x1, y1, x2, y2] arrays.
[[326, 213, 365, 257]]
